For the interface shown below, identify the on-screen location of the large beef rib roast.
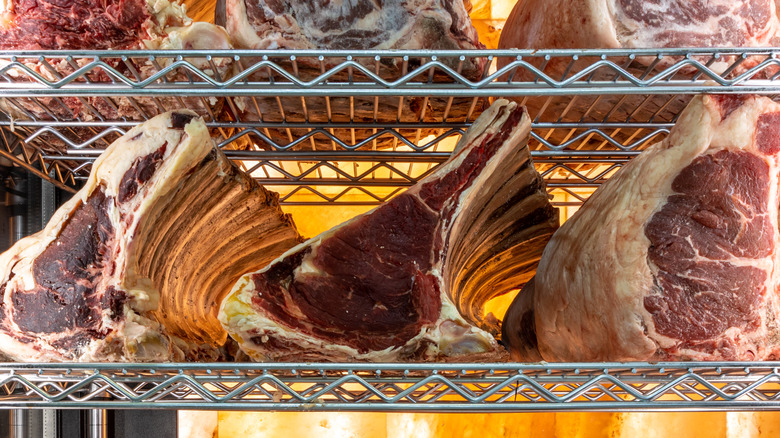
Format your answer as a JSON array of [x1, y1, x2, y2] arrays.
[[225, 0, 483, 55], [220, 99, 558, 362], [503, 94, 780, 362], [221, 0, 489, 151], [0, 110, 301, 361], [0, 0, 233, 137], [497, 0, 780, 151], [499, 0, 779, 52]]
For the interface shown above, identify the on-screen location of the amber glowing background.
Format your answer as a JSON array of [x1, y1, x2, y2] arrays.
[[178, 0, 780, 436]]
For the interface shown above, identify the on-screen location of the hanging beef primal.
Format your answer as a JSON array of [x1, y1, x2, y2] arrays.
[[220, 99, 559, 362], [503, 94, 780, 362], [0, 110, 301, 362], [225, 0, 483, 55], [221, 0, 488, 151]]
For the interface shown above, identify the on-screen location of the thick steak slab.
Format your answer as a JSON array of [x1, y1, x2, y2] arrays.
[[0, 111, 301, 361], [221, 99, 558, 362], [497, 0, 780, 152], [222, 0, 488, 152], [0, 0, 232, 132], [503, 95, 780, 362], [499, 0, 779, 52]]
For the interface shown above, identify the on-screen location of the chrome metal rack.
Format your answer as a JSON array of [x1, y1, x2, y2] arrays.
[[2, 48, 780, 412], [1, 362, 780, 411], [2, 48, 779, 204]]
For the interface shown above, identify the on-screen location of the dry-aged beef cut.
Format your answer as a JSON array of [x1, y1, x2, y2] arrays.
[[225, 0, 483, 55], [499, 0, 780, 52], [0, 111, 300, 361], [220, 99, 558, 362], [503, 94, 780, 362], [0, 0, 166, 50], [222, 0, 488, 151], [497, 0, 780, 150], [0, 0, 231, 51], [0, 0, 232, 136]]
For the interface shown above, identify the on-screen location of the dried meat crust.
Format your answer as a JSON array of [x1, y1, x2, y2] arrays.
[[221, 99, 557, 362], [504, 94, 780, 362], [0, 111, 301, 362]]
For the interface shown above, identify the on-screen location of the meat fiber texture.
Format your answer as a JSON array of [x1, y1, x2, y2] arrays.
[[222, 0, 489, 151], [503, 94, 780, 362], [500, 0, 779, 52], [497, 0, 780, 150], [219, 99, 559, 362], [0, 0, 233, 148], [0, 110, 301, 362]]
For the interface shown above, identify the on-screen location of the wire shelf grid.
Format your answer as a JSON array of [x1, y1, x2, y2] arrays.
[[0, 362, 779, 411], [0, 48, 775, 203], [0, 49, 778, 410]]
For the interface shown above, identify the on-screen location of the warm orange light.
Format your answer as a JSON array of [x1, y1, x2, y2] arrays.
[[218, 412, 386, 438], [216, 412, 780, 438], [182, 0, 216, 23]]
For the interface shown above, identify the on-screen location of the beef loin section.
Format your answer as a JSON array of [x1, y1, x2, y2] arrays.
[[226, 0, 483, 54], [496, 0, 780, 152], [220, 99, 558, 362], [222, 0, 488, 152], [0, 0, 151, 50], [503, 94, 780, 362], [499, 0, 779, 52], [0, 110, 301, 362]]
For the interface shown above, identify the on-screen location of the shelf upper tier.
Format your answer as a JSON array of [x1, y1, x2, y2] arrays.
[[0, 48, 776, 203]]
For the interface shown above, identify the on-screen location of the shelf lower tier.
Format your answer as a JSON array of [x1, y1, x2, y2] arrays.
[[0, 362, 779, 411]]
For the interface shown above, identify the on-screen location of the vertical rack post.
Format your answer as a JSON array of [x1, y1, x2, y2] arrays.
[[11, 410, 27, 438], [87, 410, 106, 438]]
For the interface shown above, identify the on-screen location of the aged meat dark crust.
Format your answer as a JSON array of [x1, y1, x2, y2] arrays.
[[0, 0, 150, 50], [497, 0, 780, 154], [503, 95, 780, 362], [0, 0, 233, 147], [221, 99, 557, 362], [0, 110, 301, 362], [223, 0, 488, 152]]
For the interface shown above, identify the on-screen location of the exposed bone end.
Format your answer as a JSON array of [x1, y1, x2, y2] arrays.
[[443, 100, 559, 335]]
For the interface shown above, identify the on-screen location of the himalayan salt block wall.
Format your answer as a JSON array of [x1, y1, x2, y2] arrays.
[[179, 411, 218, 438], [216, 412, 780, 438], [386, 413, 602, 437], [217, 412, 386, 438], [282, 205, 374, 239], [183, 0, 216, 23]]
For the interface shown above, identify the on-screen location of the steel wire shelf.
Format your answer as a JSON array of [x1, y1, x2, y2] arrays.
[[0, 362, 779, 411], [0, 49, 779, 412], [0, 48, 775, 202], [1, 48, 780, 92]]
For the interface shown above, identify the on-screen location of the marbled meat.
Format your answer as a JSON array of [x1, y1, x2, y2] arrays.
[[499, 0, 779, 52], [0, 110, 301, 361], [0, 0, 232, 129], [222, 0, 488, 151], [220, 99, 558, 362], [496, 0, 780, 151], [503, 95, 780, 362]]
